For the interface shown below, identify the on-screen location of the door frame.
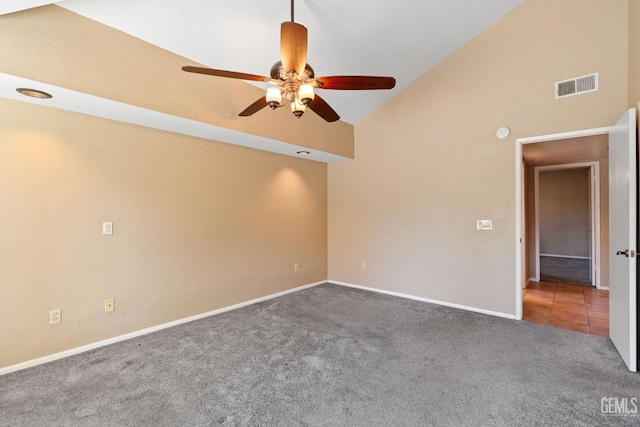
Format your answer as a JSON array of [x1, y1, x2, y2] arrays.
[[533, 162, 601, 288], [514, 126, 611, 319]]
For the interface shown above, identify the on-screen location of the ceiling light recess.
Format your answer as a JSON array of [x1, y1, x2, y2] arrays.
[[16, 88, 52, 99]]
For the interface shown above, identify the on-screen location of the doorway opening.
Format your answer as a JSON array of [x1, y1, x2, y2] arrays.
[[516, 128, 610, 335], [515, 109, 637, 371], [534, 162, 600, 288]]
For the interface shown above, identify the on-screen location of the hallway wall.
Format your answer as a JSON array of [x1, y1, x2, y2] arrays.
[[539, 168, 590, 257]]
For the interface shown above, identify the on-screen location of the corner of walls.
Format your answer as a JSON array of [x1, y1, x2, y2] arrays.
[[0, 98, 328, 369], [328, 0, 628, 316], [0, 281, 327, 376]]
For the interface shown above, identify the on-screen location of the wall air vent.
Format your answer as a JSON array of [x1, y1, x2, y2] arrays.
[[555, 73, 599, 99]]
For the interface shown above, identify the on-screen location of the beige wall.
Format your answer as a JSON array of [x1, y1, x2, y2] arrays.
[[539, 169, 590, 257], [0, 98, 328, 368], [1, 0, 633, 370], [630, 0, 640, 107], [328, 0, 628, 315]]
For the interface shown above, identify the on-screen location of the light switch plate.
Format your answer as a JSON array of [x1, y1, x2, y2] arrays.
[[103, 222, 113, 235], [477, 220, 493, 231]]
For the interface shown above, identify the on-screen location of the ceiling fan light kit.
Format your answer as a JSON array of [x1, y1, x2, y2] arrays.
[[182, 0, 395, 122]]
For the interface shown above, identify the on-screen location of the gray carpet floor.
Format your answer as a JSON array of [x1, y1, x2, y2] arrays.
[[1, 283, 639, 426], [540, 256, 592, 285]]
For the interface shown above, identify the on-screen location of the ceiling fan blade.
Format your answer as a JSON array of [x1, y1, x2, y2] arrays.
[[182, 66, 270, 83], [308, 94, 340, 122], [280, 22, 307, 77], [239, 96, 269, 117], [316, 76, 396, 90]]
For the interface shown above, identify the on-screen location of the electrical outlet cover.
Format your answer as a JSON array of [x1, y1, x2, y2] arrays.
[[49, 309, 61, 324]]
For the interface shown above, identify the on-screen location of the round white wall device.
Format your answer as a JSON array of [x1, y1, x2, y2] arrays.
[[496, 127, 511, 140]]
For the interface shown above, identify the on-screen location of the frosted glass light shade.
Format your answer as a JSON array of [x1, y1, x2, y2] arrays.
[[291, 97, 306, 117], [299, 84, 315, 105], [266, 87, 282, 108]]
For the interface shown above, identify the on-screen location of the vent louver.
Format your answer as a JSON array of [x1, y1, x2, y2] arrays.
[[555, 73, 599, 99]]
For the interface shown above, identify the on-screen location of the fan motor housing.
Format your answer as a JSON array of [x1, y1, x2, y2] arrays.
[[270, 61, 314, 81]]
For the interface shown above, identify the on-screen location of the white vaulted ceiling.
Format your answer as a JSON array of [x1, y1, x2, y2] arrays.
[[2, 0, 524, 124], [1, 0, 525, 161]]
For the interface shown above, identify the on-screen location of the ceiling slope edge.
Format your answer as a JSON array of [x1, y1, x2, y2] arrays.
[[0, 73, 349, 163], [0, 5, 354, 161]]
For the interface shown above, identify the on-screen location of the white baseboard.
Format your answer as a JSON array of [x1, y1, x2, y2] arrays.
[[0, 280, 326, 376], [328, 280, 517, 320]]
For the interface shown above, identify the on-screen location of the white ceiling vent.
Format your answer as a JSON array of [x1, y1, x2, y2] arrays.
[[555, 73, 599, 99]]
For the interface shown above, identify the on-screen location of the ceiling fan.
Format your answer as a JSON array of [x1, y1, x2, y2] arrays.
[[182, 0, 396, 123]]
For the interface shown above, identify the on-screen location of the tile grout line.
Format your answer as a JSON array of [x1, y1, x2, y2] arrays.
[[523, 282, 609, 335], [548, 282, 557, 326], [581, 286, 591, 334]]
